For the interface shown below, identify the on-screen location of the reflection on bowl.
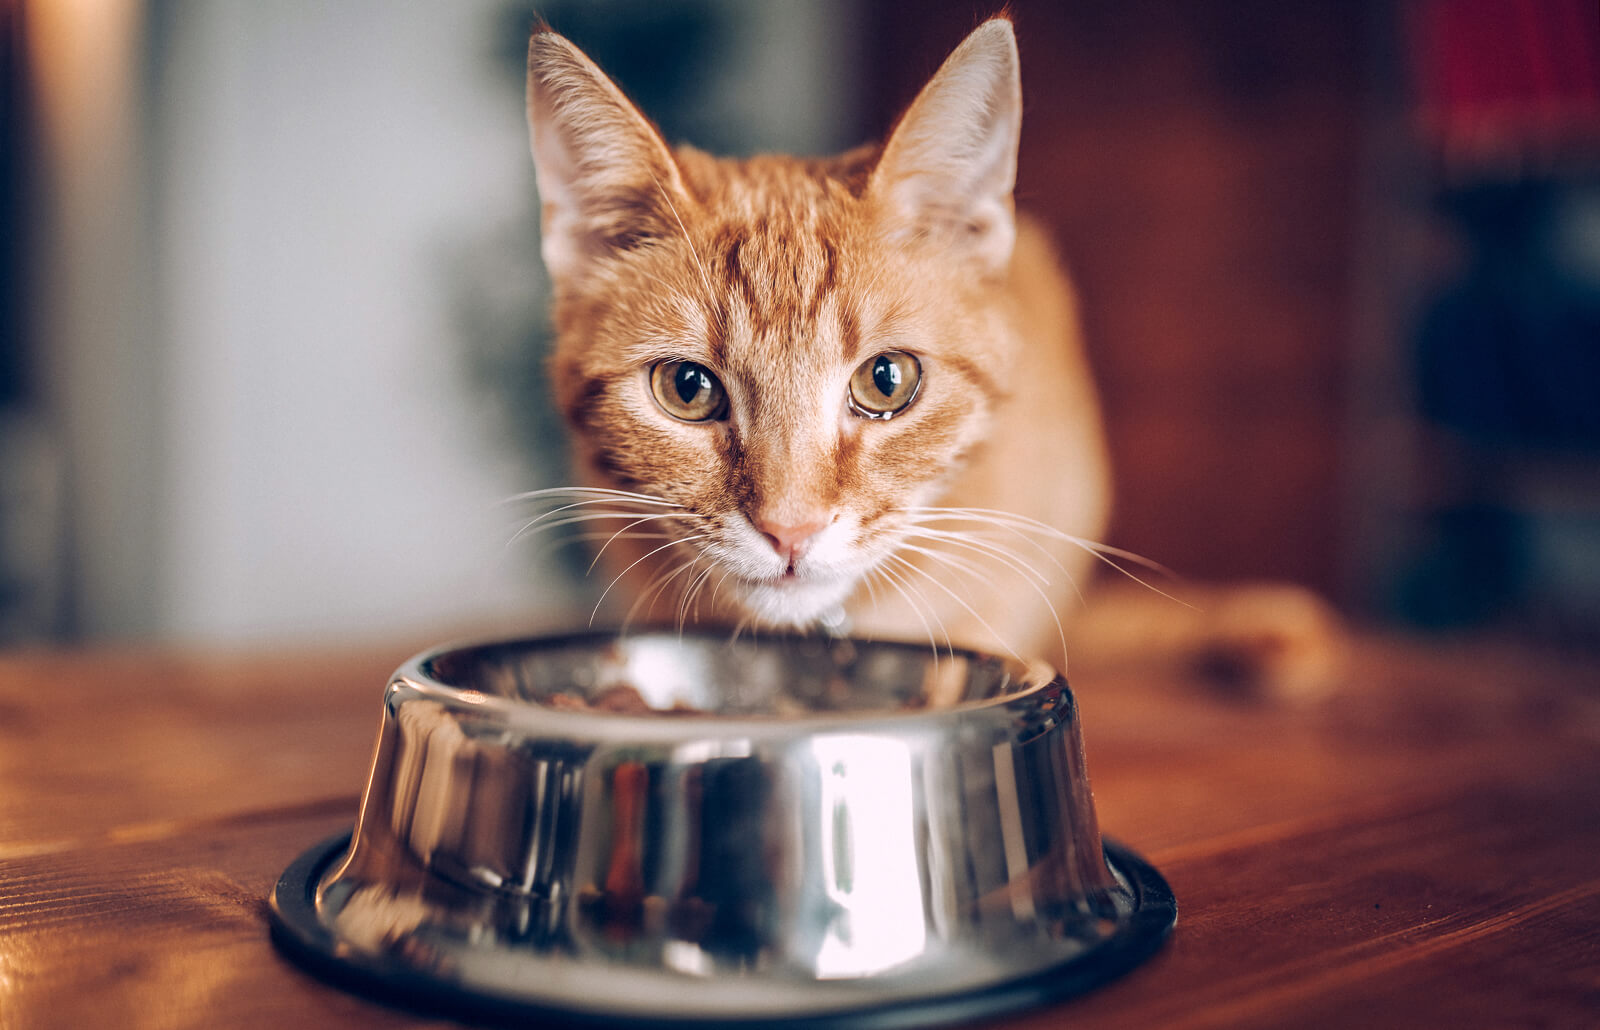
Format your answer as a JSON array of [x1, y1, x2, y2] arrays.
[[270, 632, 1174, 1025]]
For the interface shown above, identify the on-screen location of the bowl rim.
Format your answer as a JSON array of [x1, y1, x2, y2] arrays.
[[387, 628, 1068, 744]]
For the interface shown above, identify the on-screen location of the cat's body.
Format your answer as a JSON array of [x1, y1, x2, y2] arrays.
[[524, 17, 1338, 692], [843, 215, 1110, 657]]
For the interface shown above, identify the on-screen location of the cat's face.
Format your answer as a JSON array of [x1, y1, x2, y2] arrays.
[[528, 20, 1023, 629]]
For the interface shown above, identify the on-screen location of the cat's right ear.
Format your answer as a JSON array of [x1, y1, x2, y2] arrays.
[[526, 30, 692, 284]]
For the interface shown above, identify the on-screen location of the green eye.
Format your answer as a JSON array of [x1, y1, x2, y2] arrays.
[[848, 351, 922, 418], [650, 360, 728, 422]]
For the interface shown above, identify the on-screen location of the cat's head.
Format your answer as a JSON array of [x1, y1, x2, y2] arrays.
[[526, 18, 1023, 629]]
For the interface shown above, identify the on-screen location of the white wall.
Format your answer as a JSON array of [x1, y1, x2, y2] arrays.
[[75, 0, 859, 646], [152, 0, 560, 643]]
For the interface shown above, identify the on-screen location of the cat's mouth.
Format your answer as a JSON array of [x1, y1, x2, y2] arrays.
[[727, 566, 858, 628], [741, 568, 808, 588]]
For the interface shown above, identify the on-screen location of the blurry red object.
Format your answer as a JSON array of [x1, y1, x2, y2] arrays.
[[1408, 0, 1600, 170]]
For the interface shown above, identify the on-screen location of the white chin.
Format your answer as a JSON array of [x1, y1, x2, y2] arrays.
[[734, 576, 856, 629]]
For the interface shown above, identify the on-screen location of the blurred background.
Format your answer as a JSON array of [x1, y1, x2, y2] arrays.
[[2, 0, 1597, 650]]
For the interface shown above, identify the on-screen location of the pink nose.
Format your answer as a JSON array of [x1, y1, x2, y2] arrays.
[[754, 514, 831, 562]]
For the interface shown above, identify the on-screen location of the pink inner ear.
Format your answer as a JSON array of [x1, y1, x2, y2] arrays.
[[868, 18, 1022, 272], [526, 31, 692, 283]]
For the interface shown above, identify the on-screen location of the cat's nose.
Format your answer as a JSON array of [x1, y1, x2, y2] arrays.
[[754, 513, 832, 563]]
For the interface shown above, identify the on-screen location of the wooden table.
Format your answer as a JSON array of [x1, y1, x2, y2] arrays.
[[2, 631, 1597, 1029]]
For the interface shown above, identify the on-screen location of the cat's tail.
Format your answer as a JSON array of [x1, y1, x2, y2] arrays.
[[1064, 579, 1346, 702]]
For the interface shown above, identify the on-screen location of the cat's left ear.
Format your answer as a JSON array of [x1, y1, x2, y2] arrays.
[[869, 17, 1022, 275]]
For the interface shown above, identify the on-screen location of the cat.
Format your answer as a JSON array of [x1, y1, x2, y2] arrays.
[[520, 15, 1339, 699]]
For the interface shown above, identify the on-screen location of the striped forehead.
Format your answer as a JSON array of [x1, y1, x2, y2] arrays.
[[713, 218, 859, 363]]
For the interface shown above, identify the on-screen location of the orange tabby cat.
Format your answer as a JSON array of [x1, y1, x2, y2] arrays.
[[522, 16, 1337, 696]]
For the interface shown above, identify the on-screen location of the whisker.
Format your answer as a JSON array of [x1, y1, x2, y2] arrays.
[[900, 511, 1066, 573], [587, 512, 693, 573], [896, 542, 993, 585], [900, 505, 1192, 607], [567, 529, 676, 544], [676, 560, 714, 635], [708, 567, 735, 615], [906, 526, 1086, 610], [687, 568, 721, 636], [901, 529, 1053, 588], [691, 564, 722, 624], [517, 528, 676, 568], [907, 515, 1070, 571], [885, 553, 1024, 662], [501, 486, 684, 541], [592, 535, 706, 626], [670, 554, 702, 638], [618, 260, 687, 295], [510, 509, 686, 542], [871, 559, 950, 662], [621, 554, 702, 633], [906, 507, 1175, 575], [858, 567, 883, 610], [649, 173, 719, 317], [501, 485, 681, 508], [1072, 551, 1195, 609], [900, 538, 1070, 667], [522, 497, 681, 521], [508, 501, 680, 525]]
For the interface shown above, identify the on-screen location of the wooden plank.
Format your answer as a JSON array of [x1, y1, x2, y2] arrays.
[[2, 635, 1597, 1028], [1004, 780, 1600, 1029], [5, 757, 1595, 1029], [0, 646, 402, 843], [0, 811, 433, 1030]]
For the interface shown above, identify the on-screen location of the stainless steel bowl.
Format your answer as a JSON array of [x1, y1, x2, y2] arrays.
[[270, 631, 1174, 1026]]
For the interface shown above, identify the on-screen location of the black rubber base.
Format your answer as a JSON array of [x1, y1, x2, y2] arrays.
[[270, 831, 1176, 1029]]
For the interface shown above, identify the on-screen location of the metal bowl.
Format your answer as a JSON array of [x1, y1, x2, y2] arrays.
[[270, 631, 1175, 1027]]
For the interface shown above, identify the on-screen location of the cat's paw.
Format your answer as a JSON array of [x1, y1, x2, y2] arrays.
[[1068, 579, 1345, 703], [1184, 583, 1344, 703]]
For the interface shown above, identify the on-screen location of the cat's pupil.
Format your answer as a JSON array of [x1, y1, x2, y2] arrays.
[[675, 364, 709, 404], [872, 357, 901, 398]]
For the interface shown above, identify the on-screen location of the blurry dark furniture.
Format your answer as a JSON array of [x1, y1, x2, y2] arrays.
[[862, 0, 1366, 597], [864, 0, 1600, 646]]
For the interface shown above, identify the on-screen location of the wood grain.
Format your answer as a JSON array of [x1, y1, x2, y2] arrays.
[[2, 634, 1598, 1029]]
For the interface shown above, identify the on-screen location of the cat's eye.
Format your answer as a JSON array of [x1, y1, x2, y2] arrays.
[[650, 359, 729, 422], [848, 351, 922, 418]]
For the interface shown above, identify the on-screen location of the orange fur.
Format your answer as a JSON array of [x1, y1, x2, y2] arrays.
[[523, 17, 1339, 697]]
